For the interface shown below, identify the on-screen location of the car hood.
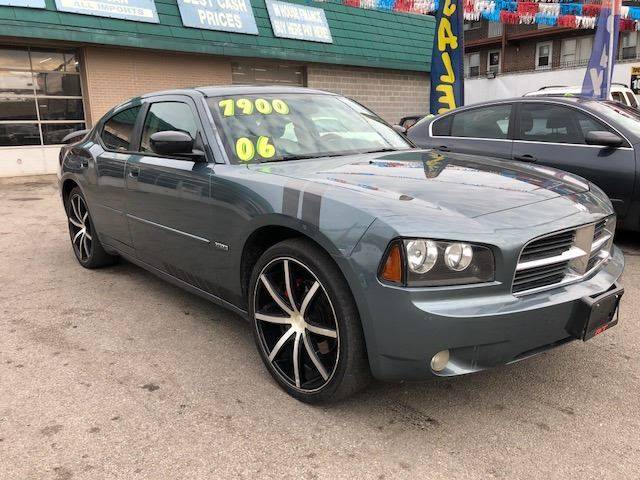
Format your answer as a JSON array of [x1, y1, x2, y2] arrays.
[[248, 149, 590, 219]]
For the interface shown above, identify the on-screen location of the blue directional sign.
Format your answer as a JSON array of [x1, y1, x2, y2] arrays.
[[265, 0, 332, 44], [0, 0, 46, 7], [54, 0, 159, 23], [177, 0, 258, 35]]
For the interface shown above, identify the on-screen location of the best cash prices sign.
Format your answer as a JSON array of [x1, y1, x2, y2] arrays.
[[266, 0, 332, 44], [177, 0, 258, 34]]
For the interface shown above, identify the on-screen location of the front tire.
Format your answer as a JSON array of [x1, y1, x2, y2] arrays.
[[249, 238, 370, 403], [66, 187, 117, 269]]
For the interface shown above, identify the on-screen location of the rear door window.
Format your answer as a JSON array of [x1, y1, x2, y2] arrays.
[[431, 115, 452, 136], [450, 104, 512, 139], [101, 106, 141, 151]]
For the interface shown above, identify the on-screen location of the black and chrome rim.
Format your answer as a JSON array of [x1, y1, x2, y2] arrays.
[[67, 194, 93, 262], [253, 257, 340, 392]]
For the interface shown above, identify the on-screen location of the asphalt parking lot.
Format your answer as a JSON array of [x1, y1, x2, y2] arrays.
[[1, 175, 639, 480]]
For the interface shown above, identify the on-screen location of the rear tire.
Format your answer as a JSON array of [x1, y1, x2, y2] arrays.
[[249, 238, 370, 403], [66, 187, 117, 269]]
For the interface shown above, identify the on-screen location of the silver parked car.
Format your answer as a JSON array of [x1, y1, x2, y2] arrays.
[[59, 86, 624, 402]]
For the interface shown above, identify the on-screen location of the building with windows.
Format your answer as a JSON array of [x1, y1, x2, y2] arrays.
[[463, 20, 640, 105], [0, 0, 434, 176]]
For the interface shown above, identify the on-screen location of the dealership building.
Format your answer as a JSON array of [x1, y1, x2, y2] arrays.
[[0, 0, 434, 176]]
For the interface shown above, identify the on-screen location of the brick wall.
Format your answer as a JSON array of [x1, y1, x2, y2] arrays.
[[82, 46, 232, 124], [307, 64, 430, 123], [503, 41, 538, 73], [81, 48, 429, 125], [464, 22, 489, 42]]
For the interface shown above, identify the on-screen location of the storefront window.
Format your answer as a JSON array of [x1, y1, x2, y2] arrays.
[[0, 46, 85, 147], [232, 61, 305, 86]]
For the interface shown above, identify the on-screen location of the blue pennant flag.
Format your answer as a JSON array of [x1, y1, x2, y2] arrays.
[[429, 0, 464, 114], [581, 2, 620, 100]]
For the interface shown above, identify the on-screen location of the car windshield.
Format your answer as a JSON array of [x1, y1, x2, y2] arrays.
[[207, 93, 411, 164], [588, 100, 640, 134]]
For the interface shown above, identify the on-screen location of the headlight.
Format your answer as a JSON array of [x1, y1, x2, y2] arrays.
[[379, 238, 495, 287], [406, 239, 438, 274], [444, 243, 473, 271]]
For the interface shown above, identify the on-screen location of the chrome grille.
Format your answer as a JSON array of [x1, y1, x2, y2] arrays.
[[518, 230, 575, 263], [593, 219, 606, 240], [512, 261, 570, 293], [513, 217, 615, 295]]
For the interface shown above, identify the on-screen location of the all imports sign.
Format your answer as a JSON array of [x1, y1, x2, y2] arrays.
[[266, 0, 332, 44], [54, 0, 159, 23]]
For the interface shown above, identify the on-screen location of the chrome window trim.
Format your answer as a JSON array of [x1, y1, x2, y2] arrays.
[[428, 101, 512, 140], [515, 100, 634, 149], [427, 99, 635, 150], [512, 139, 634, 150]]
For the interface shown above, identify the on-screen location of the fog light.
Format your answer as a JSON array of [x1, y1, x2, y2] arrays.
[[430, 350, 450, 372]]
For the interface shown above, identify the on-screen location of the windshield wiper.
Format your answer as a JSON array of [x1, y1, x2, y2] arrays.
[[361, 148, 398, 154], [258, 149, 399, 164], [258, 153, 345, 163]]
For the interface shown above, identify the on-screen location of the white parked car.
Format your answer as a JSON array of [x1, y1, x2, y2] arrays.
[[524, 84, 638, 108]]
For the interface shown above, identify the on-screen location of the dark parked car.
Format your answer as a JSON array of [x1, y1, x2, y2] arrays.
[[398, 114, 426, 130], [59, 86, 623, 402], [408, 97, 640, 231]]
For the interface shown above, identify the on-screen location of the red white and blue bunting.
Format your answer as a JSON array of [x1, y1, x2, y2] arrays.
[[333, 0, 640, 30]]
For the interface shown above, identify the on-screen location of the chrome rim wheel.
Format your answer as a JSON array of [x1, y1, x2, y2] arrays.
[[253, 257, 340, 393], [67, 194, 93, 262]]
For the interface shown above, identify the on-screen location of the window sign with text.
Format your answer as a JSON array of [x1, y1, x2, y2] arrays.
[[0, 0, 45, 8], [177, 0, 258, 35], [54, 0, 159, 23], [265, 0, 332, 44]]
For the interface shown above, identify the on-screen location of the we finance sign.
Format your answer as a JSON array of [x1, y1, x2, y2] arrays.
[[177, 0, 258, 35], [266, 0, 332, 44]]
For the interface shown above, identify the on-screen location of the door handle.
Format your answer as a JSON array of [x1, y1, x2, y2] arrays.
[[437, 145, 450, 152], [513, 154, 537, 162], [128, 166, 140, 178]]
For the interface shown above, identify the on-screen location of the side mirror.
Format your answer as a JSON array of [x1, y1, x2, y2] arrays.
[[150, 130, 196, 157], [585, 131, 624, 148], [392, 124, 407, 135]]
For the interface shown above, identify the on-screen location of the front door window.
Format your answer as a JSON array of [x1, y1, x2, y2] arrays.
[[140, 102, 199, 153], [517, 103, 608, 144]]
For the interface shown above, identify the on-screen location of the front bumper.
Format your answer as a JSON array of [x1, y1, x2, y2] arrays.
[[346, 245, 624, 382]]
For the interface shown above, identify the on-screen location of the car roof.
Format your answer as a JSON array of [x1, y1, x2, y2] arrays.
[[446, 95, 609, 112], [136, 85, 334, 99], [525, 85, 632, 96]]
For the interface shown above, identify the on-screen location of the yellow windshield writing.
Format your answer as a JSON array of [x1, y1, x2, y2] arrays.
[[219, 98, 290, 117], [235, 136, 275, 162]]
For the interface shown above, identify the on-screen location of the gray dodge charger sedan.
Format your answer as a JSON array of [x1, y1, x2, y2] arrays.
[[59, 86, 624, 402]]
